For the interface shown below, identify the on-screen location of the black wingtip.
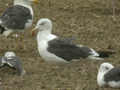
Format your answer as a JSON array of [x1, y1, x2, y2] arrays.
[[97, 50, 116, 58], [0, 25, 5, 34]]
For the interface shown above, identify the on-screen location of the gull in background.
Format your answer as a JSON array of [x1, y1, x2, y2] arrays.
[[0, 0, 38, 37], [0, 51, 25, 76], [97, 62, 120, 88]]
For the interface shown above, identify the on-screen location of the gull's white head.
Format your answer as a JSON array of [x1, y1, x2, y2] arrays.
[[4, 51, 16, 59], [32, 18, 52, 35], [14, 0, 38, 5], [99, 62, 114, 73]]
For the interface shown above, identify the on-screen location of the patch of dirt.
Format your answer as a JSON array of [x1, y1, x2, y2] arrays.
[[0, 0, 120, 90]]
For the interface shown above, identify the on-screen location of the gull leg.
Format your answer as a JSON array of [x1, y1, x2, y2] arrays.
[[13, 32, 25, 50], [111, 0, 116, 21]]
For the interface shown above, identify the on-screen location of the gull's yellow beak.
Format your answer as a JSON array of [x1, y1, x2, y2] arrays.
[[32, 0, 39, 4], [31, 27, 38, 36]]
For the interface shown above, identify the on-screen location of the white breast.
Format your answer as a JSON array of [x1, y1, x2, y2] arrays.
[[97, 72, 106, 87], [37, 34, 68, 64]]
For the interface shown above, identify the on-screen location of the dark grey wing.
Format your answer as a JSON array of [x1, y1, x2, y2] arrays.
[[13, 57, 25, 76], [47, 38, 92, 61], [61, 36, 76, 44], [6, 56, 25, 76], [104, 67, 120, 82], [0, 5, 32, 30]]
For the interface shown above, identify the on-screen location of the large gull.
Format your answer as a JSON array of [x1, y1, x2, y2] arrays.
[[32, 18, 114, 64], [0, 0, 38, 37], [97, 62, 120, 88]]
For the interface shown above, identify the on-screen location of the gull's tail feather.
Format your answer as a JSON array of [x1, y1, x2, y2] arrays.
[[0, 25, 5, 34], [97, 50, 116, 58], [0, 20, 5, 34], [88, 56, 104, 60], [88, 49, 115, 60], [87, 48, 104, 60]]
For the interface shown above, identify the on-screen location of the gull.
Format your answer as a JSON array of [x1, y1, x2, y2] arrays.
[[97, 62, 120, 88], [0, 51, 25, 76], [32, 18, 114, 64], [0, 0, 38, 37]]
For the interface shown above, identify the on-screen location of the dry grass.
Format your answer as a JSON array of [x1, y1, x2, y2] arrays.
[[0, 0, 120, 90]]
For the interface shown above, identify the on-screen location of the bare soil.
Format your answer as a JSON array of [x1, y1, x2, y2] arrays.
[[0, 0, 120, 90]]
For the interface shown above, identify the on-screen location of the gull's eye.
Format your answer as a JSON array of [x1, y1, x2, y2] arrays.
[[105, 67, 109, 70]]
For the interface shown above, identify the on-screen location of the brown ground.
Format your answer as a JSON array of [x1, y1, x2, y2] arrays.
[[0, 0, 120, 90]]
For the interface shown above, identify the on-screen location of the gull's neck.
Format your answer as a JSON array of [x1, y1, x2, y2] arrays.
[[37, 29, 57, 45], [97, 70, 107, 87], [98, 69, 108, 76], [37, 30, 52, 41]]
